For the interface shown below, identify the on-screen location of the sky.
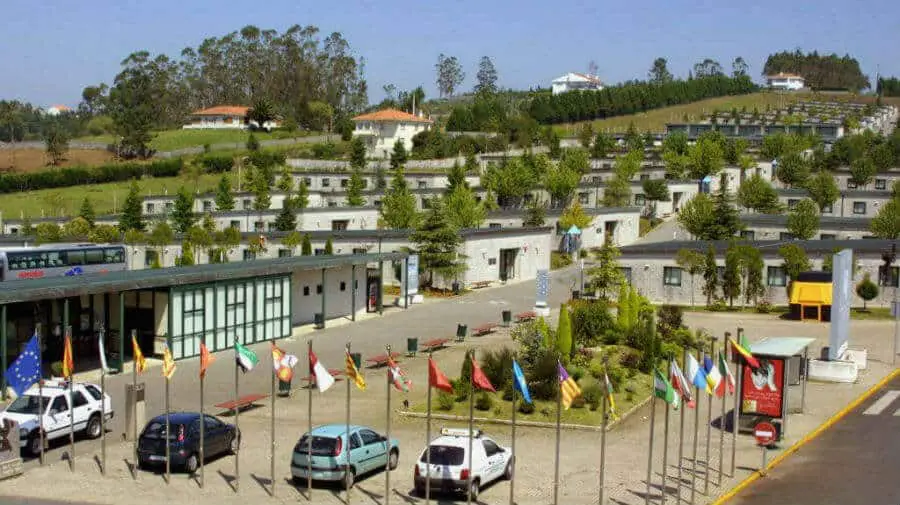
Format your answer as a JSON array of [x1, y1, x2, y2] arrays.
[[2, 0, 898, 108]]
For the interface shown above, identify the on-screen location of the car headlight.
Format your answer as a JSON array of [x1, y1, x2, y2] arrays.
[[19, 428, 28, 438]]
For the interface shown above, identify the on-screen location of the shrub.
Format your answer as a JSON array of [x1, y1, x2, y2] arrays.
[[199, 153, 235, 173], [451, 377, 469, 402], [475, 392, 494, 411], [551, 251, 572, 270], [657, 305, 684, 339], [581, 381, 603, 411], [525, 348, 559, 401], [480, 347, 514, 392], [0, 158, 183, 194], [50, 361, 63, 377], [437, 392, 455, 411], [755, 300, 773, 314], [708, 298, 728, 312], [311, 142, 337, 160], [571, 300, 616, 348], [571, 396, 586, 409], [518, 400, 536, 414]]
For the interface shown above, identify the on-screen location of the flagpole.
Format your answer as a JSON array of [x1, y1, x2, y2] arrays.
[[66, 326, 75, 473], [731, 330, 744, 479], [677, 350, 688, 505], [307, 340, 313, 500], [509, 356, 517, 505], [385, 344, 392, 505], [553, 357, 562, 505], [467, 350, 475, 505], [690, 352, 700, 505], [200, 351, 205, 489], [425, 350, 433, 505], [165, 371, 170, 484], [345, 342, 352, 505], [99, 325, 106, 476], [234, 338, 240, 493], [270, 340, 277, 498], [717, 334, 729, 487], [662, 393, 670, 505], [598, 369, 608, 505], [704, 338, 716, 495], [36, 323, 44, 467], [645, 393, 656, 505], [131, 329, 137, 480]]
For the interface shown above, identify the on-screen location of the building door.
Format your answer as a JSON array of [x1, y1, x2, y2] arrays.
[[498, 248, 518, 282]]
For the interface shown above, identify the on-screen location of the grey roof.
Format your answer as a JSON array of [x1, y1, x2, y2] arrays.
[[0, 252, 406, 305], [619, 239, 898, 259], [740, 214, 872, 231], [487, 206, 641, 219], [777, 188, 893, 198]]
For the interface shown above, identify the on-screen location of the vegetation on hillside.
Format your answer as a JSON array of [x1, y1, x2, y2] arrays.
[[762, 50, 870, 91]]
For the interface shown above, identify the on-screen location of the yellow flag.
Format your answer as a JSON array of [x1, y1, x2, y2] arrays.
[[132, 335, 146, 374], [345, 352, 366, 391], [162, 344, 177, 380]]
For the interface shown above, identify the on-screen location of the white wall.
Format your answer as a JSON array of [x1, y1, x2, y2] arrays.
[[458, 232, 551, 288], [291, 264, 366, 325]]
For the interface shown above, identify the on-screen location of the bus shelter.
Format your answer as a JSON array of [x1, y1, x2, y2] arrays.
[[737, 336, 814, 440]]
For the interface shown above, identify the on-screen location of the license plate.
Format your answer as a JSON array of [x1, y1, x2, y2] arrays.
[[148, 455, 166, 462]]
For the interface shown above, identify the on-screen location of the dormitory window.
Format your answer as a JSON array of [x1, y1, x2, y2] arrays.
[[820, 234, 836, 240], [853, 202, 866, 214], [663, 267, 682, 287], [875, 179, 886, 190], [740, 230, 755, 240], [322, 178, 330, 187], [243, 250, 256, 261], [847, 181, 858, 189], [278, 249, 292, 258], [787, 199, 799, 210], [340, 179, 349, 188], [619, 267, 632, 284], [634, 194, 646, 206], [146, 203, 155, 214], [821, 203, 833, 214], [779, 232, 795, 240], [767, 266, 787, 287], [203, 201, 213, 212]]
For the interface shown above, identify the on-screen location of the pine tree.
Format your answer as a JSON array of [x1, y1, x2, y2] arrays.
[[119, 180, 145, 232], [708, 174, 743, 239], [587, 238, 624, 300], [702, 244, 718, 306], [375, 165, 387, 190], [171, 186, 197, 233], [251, 167, 271, 211], [379, 167, 420, 229], [177, 240, 195, 266], [246, 133, 260, 151], [276, 166, 294, 193], [350, 137, 367, 170], [301, 234, 312, 256], [214, 174, 235, 211], [523, 198, 546, 227], [324, 237, 334, 255], [722, 244, 742, 308], [556, 303, 573, 359], [411, 198, 466, 288], [294, 179, 310, 210], [78, 197, 96, 227], [444, 184, 485, 229], [390, 139, 407, 169], [346, 168, 366, 206], [273, 202, 297, 232], [447, 161, 468, 194]]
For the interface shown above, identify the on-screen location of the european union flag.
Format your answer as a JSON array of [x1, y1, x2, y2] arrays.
[[512, 360, 532, 404], [6, 335, 41, 398]]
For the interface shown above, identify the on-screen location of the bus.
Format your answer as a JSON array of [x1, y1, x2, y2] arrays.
[[0, 244, 128, 281]]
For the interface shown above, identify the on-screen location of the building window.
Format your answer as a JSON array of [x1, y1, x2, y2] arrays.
[[620, 267, 632, 284], [879, 266, 900, 287], [146, 203, 155, 214], [254, 221, 264, 232], [332, 220, 349, 231], [361, 179, 369, 188], [352, 247, 367, 255], [847, 181, 858, 189], [821, 203, 833, 214], [242, 199, 252, 210], [165, 202, 174, 212], [203, 201, 213, 212], [852, 202, 866, 215], [488, 258, 497, 265], [278, 249, 292, 257], [820, 233, 836, 240], [787, 199, 799, 210], [634, 194, 646, 206], [145, 250, 159, 267], [717, 266, 725, 281], [303, 286, 310, 296], [489, 223, 501, 229], [767, 266, 787, 287], [422, 198, 432, 209], [592, 176, 603, 184], [314, 248, 326, 256], [230, 220, 240, 229], [316, 284, 323, 294], [875, 179, 886, 190], [373, 200, 382, 207], [322, 178, 330, 187], [663, 267, 682, 286], [243, 250, 256, 261], [340, 281, 347, 291], [327, 201, 337, 207], [417, 180, 427, 189], [340, 178, 349, 188], [740, 230, 755, 240], [640, 174, 650, 181], [578, 193, 590, 205], [779, 232, 795, 240]]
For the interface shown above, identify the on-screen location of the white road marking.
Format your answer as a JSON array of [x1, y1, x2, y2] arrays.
[[862, 390, 900, 415]]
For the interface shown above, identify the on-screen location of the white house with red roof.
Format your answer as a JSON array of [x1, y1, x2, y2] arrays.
[[351, 108, 433, 158], [45, 105, 72, 116], [183, 105, 280, 130], [765, 73, 805, 91], [551, 73, 604, 95]]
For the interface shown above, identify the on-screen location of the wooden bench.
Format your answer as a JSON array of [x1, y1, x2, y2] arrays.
[[365, 352, 402, 368], [420, 338, 450, 353], [472, 323, 498, 336], [215, 394, 268, 414], [470, 281, 492, 289], [515, 311, 537, 323]]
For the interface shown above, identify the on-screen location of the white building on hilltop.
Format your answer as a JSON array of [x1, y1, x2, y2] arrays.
[[183, 105, 280, 131], [551, 73, 604, 95], [765, 73, 805, 91], [352, 108, 433, 158]]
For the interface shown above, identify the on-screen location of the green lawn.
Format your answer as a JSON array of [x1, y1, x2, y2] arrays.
[[675, 304, 895, 321], [75, 128, 315, 153], [0, 174, 222, 219]]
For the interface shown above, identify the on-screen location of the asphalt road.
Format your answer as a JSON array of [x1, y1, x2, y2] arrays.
[[729, 373, 900, 505], [0, 499, 100, 505]]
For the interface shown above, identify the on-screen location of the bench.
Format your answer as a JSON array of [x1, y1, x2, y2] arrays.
[[515, 311, 537, 323], [420, 338, 450, 353], [470, 281, 492, 289], [472, 323, 498, 336], [215, 394, 268, 414], [365, 352, 402, 368]]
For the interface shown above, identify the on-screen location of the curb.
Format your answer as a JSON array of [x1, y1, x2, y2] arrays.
[[398, 393, 653, 432], [709, 367, 900, 505]]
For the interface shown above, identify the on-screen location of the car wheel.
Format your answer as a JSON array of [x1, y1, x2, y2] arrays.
[[413, 484, 425, 497], [85, 414, 102, 439], [388, 449, 399, 470], [343, 467, 355, 490], [291, 476, 304, 486], [504, 459, 514, 480], [27, 433, 42, 457], [185, 454, 199, 474], [229, 434, 240, 454], [469, 479, 480, 500]]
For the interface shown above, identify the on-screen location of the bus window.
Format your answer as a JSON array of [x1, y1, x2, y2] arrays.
[[65, 250, 85, 266], [104, 248, 125, 264], [85, 249, 103, 265]]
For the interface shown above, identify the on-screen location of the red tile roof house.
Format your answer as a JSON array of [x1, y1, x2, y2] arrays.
[[351, 108, 433, 158], [183, 105, 281, 131]]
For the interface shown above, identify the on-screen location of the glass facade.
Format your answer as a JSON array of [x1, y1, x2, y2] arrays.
[[169, 275, 291, 359]]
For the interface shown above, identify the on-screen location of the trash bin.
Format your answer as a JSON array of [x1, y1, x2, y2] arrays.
[[314, 313, 324, 329], [350, 352, 362, 369], [278, 377, 292, 397], [407, 338, 418, 357], [502, 310, 512, 327], [452, 281, 461, 296], [456, 324, 467, 342]]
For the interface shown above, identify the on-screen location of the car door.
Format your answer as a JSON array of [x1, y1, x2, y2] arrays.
[[203, 415, 228, 456], [481, 439, 506, 483], [347, 432, 369, 473], [44, 396, 69, 440], [358, 429, 387, 471], [70, 390, 92, 431]]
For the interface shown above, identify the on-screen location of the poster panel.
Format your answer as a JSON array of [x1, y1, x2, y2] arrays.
[[741, 357, 785, 418]]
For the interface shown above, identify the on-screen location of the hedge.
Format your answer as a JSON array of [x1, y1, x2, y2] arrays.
[[198, 153, 235, 173], [0, 158, 184, 194]]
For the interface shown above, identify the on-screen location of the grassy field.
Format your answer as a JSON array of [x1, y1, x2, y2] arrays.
[[75, 128, 315, 153], [0, 149, 117, 173], [0, 173, 223, 219], [677, 304, 895, 321]]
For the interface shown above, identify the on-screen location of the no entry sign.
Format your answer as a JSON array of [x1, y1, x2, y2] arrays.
[[754, 422, 777, 446]]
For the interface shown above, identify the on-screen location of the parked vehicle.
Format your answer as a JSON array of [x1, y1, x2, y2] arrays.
[[137, 412, 239, 473], [413, 428, 513, 499], [0, 380, 113, 456], [290, 424, 399, 489]]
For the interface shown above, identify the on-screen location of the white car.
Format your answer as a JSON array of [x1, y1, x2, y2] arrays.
[[413, 428, 513, 499], [0, 380, 114, 456]]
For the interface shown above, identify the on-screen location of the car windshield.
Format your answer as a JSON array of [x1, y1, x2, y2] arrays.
[[142, 421, 184, 440], [420, 445, 465, 465], [295, 435, 338, 456], [6, 395, 48, 415]]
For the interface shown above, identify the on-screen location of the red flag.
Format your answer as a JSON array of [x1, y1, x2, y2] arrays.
[[199, 343, 214, 379], [470, 355, 496, 392], [428, 357, 453, 393]]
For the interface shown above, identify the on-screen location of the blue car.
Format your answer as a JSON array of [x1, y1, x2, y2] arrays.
[[290, 424, 399, 489], [137, 412, 240, 473]]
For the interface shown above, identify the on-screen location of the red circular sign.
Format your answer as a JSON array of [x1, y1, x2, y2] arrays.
[[754, 422, 777, 446]]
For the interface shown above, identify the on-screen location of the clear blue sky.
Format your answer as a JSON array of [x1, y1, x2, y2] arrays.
[[2, 0, 896, 107]]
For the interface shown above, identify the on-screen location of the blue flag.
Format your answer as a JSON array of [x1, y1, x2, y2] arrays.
[[512, 360, 532, 404], [6, 335, 41, 398]]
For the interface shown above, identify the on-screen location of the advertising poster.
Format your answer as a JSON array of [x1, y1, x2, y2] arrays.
[[741, 357, 784, 418], [406, 255, 419, 296]]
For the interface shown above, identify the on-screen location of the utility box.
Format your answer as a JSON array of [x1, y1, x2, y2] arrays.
[[0, 418, 23, 480], [125, 382, 146, 441]]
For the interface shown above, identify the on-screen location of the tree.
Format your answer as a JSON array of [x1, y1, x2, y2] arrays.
[[187, 224, 213, 262], [678, 193, 716, 238], [444, 185, 485, 229], [147, 221, 174, 266], [675, 249, 705, 306], [119, 180, 145, 232], [61, 217, 92, 241], [786, 198, 820, 240], [435, 53, 466, 98], [411, 199, 466, 288], [447, 161, 468, 194], [588, 239, 624, 300], [246, 132, 260, 151], [301, 234, 312, 256], [822, 248, 860, 274], [687, 134, 725, 179], [294, 179, 310, 210], [557, 304, 573, 358], [247, 97, 276, 129], [641, 179, 670, 217], [89, 224, 120, 243], [693, 58, 724, 77], [707, 176, 743, 240], [273, 202, 297, 232], [722, 244, 742, 307], [649, 57, 673, 83], [346, 169, 366, 206], [559, 200, 592, 230], [804, 170, 840, 212], [78, 197, 96, 227], [390, 139, 407, 169], [775, 152, 810, 188], [702, 245, 718, 306], [870, 198, 900, 239], [736, 174, 782, 213], [350, 137, 367, 168], [107, 63, 156, 158], [777, 244, 811, 291], [474, 56, 498, 95], [737, 246, 766, 305], [624, 123, 643, 153], [215, 174, 235, 211], [592, 132, 615, 159], [544, 157, 582, 208], [849, 156, 876, 188], [855, 274, 879, 310], [578, 123, 594, 149], [44, 123, 69, 165], [731, 56, 749, 77], [379, 167, 420, 229], [177, 240, 195, 266], [523, 198, 546, 227], [306, 100, 334, 132], [281, 231, 302, 255], [35, 223, 61, 244], [324, 237, 334, 255], [480, 156, 538, 209], [276, 166, 294, 193], [171, 187, 197, 233], [251, 166, 271, 211]]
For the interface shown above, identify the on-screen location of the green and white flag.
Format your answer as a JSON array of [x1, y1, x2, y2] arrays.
[[235, 341, 259, 373], [653, 367, 679, 409]]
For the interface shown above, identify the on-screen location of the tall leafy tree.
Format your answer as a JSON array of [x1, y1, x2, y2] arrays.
[[251, 165, 271, 211], [722, 244, 742, 307], [411, 198, 466, 287], [544, 156, 582, 208], [474, 56, 498, 94], [803, 170, 840, 212], [350, 137, 367, 169], [731, 56, 750, 77], [775, 152, 811, 188], [171, 186, 197, 233], [276, 166, 294, 193], [444, 184, 485, 229], [379, 167, 420, 229], [523, 198, 547, 227], [777, 243, 811, 292], [786, 198, 820, 240], [119, 180, 145, 232], [435, 53, 466, 97], [849, 156, 876, 188], [592, 132, 615, 159], [678, 193, 716, 239], [107, 61, 156, 158], [736, 174, 782, 213], [390, 139, 407, 169], [649, 57, 673, 83], [78, 197, 96, 227], [587, 238, 624, 300], [44, 123, 70, 165], [294, 179, 310, 210], [215, 174, 235, 211], [447, 161, 468, 194], [641, 179, 670, 217], [559, 200, 593, 230], [702, 245, 719, 306], [687, 134, 725, 179], [480, 156, 538, 209], [675, 249, 705, 306], [346, 168, 366, 206], [870, 198, 900, 239]]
